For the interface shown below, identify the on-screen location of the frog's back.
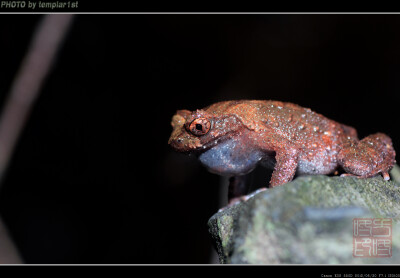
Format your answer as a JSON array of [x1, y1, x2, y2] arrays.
[[205, 100, 314, 118], [204, 100, 356, 148], [204, 100, 332, 132]]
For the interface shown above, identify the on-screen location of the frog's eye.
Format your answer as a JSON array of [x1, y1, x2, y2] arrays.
[[188, 118, 211, 136]]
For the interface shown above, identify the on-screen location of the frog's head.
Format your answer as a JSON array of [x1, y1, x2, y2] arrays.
[[168, 108, 242, 153]]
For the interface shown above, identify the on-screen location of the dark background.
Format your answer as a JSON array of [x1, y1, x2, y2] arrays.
[[0, 14, 399, 264]]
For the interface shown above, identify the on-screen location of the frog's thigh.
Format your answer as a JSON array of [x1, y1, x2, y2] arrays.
[[270, 148, 299, 187], [337, 133, 395, 178]]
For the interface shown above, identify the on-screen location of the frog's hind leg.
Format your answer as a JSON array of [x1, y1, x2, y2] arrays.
[[337, 133, 396, 180], [340, 123, 358, 139]]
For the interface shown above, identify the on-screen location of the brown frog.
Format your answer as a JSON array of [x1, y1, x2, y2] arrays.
[[168, 100, 396, 203]]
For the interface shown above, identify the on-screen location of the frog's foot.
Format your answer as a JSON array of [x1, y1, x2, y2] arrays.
[[338, 133, 396, 180], [340, 171, 391, 181], [219, 187, 267, 212], [218, 195, 247, 212]]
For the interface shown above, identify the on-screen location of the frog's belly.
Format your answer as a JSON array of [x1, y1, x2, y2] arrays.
[[199, 139, 338, 177], [259, 148, 338, 175], [296, 152, 338, 175], [198, 138, 264, 176]]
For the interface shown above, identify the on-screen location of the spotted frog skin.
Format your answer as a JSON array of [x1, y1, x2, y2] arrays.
[[168, 100, 396, 202]]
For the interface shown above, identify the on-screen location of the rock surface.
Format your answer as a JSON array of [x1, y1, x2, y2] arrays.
[[208, 170, 400, 264]]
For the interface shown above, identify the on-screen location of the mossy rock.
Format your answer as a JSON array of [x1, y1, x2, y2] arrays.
[[208, 168, 400, 264]]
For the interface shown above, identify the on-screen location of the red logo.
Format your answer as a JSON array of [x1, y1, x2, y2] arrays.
[[353, 218, 392, 257]]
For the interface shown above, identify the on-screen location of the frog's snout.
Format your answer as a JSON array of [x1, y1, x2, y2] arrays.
[[168, 128, 203, 152], [168, 124, 184, 147], [168, 135, 183, 149], [168, 136, 191, 153]]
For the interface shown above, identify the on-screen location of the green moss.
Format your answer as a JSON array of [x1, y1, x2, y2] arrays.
[[218, 215, 233, 248], [208, 173, 400, 264]]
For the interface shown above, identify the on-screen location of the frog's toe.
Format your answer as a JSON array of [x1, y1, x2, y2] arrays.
[[382, 171, 391, 181]]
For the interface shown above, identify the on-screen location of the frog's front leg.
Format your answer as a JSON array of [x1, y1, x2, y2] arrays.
[[223, 176, 268, 210], [270, 148, 300, 187], [337, 133, 396, 180]]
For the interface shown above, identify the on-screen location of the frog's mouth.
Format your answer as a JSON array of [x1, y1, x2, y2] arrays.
[[188, 135, 234, 157], [169, 129, 232, 155]]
